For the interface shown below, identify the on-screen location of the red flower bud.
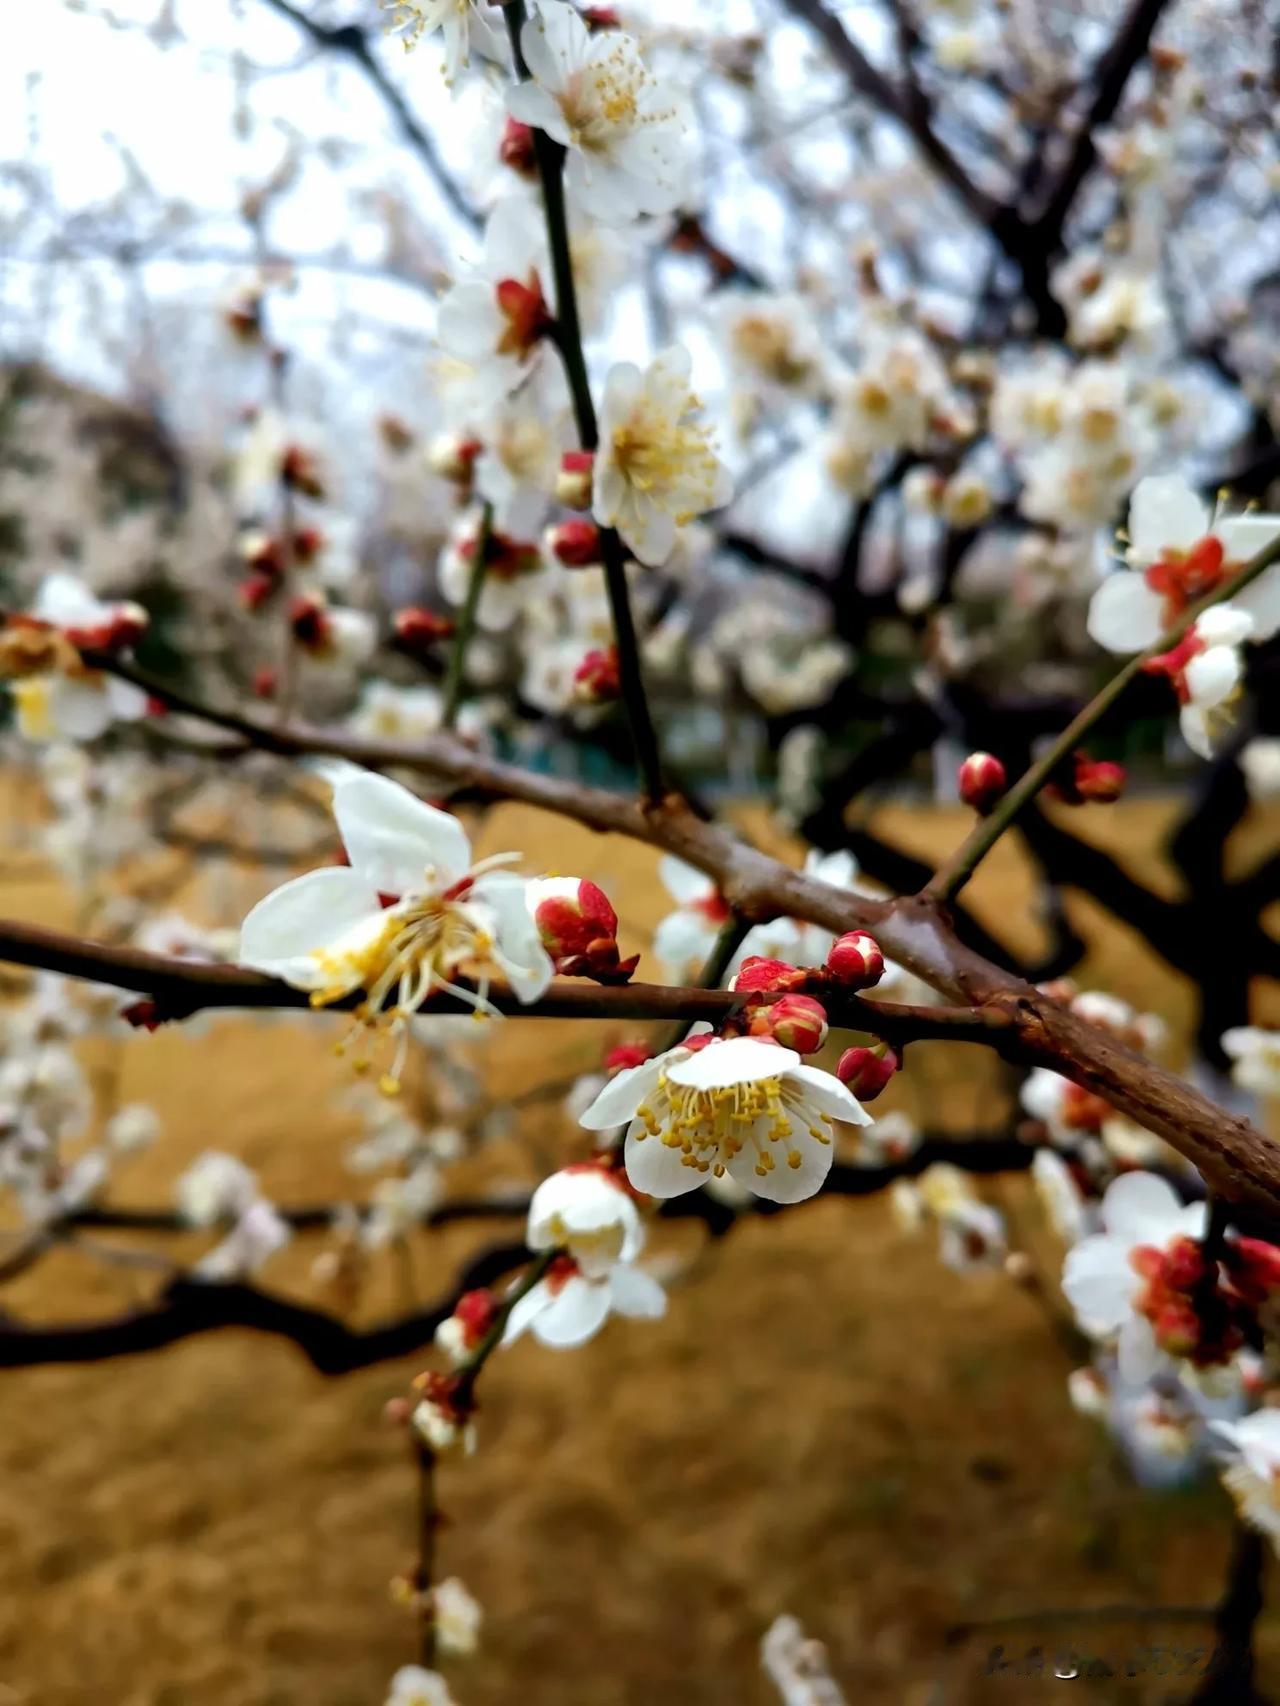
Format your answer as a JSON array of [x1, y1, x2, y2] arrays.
[[499, 116, 538, 177], [604, 1040, 653, 1075], [1160, 1234, 1206, 1292], [546, 518, 602, 567], [238, 572, 277, 613], [731, 956, 804, 994], [1075, 758, 1126, 803], [427, 433, 482, 484], [251, 665, 278, 700], [452, 1288, 498, 1349], [281, 444, 324, 498], [289, 593, 330, 649], [748, 992, 828, 1054], [556, 450, 595, 510], [836, 1044, 898, 1099], [531, 879, 638, 984], [120, 998, 162, 1031], [572, 646, 621, 703], [394, 606, 455, 654], [958, 751, 1007, 815], [1227, 1235, 1280, 1302], [826, 931, 885, 989]]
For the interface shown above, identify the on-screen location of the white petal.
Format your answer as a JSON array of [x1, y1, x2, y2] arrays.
[[1116, 1313, 1161, 1386], [1184, 644, 1241, 709], [1061, 1235, 1137, 1331], [48, 678, 115, 741], [578, 1055, 667, 1130], [1217, 513, 1280, 567], [473, 872, 553, 1002], [333, 772, 472, 894], [1128, 475, 1209, 561], [1100, 1170, 1183, 1242], [667, 1036, 800, 1090], [623, 1127, 702, 1198], [502, 1281, 549, 1345], [1087, 573, 1165, 653], [787, 1063, 873, 1126], [1232, 566, 1280, 641], [238, 867, 384, 989], [726, 1121, 834, 1204], [532, 1275, 613, 1347], [505, 81, 566, 141], [32, 572, 108, 627], [657, 855, 713, 904], [608, 1263, 667, 1319]]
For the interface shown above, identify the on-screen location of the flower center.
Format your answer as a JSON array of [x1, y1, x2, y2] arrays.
[[634, 1071, 832, 1178], [1143, 535, 1227, 620]]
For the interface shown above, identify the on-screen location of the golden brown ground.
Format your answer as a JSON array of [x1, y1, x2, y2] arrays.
[[2, 798, 1278, 1705]]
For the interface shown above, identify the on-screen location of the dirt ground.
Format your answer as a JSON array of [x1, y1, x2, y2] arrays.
[[2, 796, 1279, 1706]]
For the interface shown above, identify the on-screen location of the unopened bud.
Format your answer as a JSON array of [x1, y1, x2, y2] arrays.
[[499, 116, 538, 177], [1075, 757, 1126, 803], [835, 1044, 899, 1100], [748, 992, 828, 1054], [427, 432, 482, 484], [826, 930, 885, 989], [546, 518, 601, 567], [239, 572, 277, 614], [251, 665, 278, 699], [958, 751, 1007, 815], [394, 606, 455, 655], [572, 646, 621, 703], [730, 956, 805, 994], [556, 450, 595, 509], [281, 444, 324, 498], [528, 877, 638, 984]]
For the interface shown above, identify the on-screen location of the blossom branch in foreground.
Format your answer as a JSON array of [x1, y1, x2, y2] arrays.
[[502, 0, 666, 801], [27, 643, 1280, 1211], [0, 917, 991, 1042], [926, 527, 1280, 905]]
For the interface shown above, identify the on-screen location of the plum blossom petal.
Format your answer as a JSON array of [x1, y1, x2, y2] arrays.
[[333, 772, 473, 894]]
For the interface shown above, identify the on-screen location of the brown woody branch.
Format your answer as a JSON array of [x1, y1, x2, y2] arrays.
[[21, 652, 1280, 1218]]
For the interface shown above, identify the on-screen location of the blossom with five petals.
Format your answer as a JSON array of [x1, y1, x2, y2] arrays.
[[238, 773, 553, 1086], [578, 1034, 870, 1204]]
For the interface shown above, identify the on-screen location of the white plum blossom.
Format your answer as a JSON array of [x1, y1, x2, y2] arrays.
[[1088, 475, 1280, 654], [6, 573, 149, 742], [504, 1164, 665, 1347], [1171, 604, 1255, 758], [593, 347, 734, 567], [196, 1198, 292, 1280], [438, 511, 547, 632], [579, 1035, 870, 1204], [1211, 1411, 1280, 1546], [437, 196, 552, 402], [238, 773, 553, 1083], [1061, 1171, 1206, 1384], [652, 855, 732, 982], [177, 1151, 259, 1227], [432, 1577, 483, 1657], [1221, 1028, 1280, 1099], [383, 0, 503, 87], [507, 4, 690, 224], [1032, 1149, 1092, 1245], [384, 1665, 458, 1706]]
